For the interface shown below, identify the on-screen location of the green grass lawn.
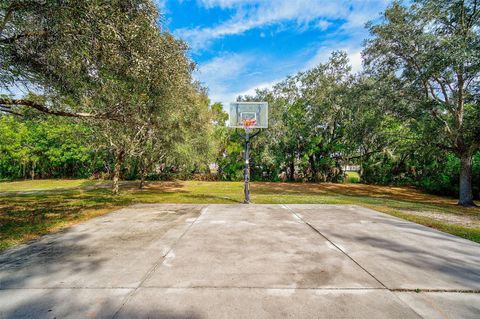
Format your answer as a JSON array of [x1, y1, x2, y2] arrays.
[[0, 179, 479, 251]]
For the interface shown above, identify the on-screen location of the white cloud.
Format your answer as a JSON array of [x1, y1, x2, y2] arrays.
[[315, 19, 331, 31], [235, 79, 279, 97], [155, 0, 168, 12], [181, 0, 390, 105], [195, 43, 365, 107], [194, 51, 286, 105], [303, 39, 362, 72], [176, 0, 387, 50], [197, 53, 250, 78], [209, 51, 364, 105], [195, 53, 255, 105], [349, 51, 363, 72], [197, 0, 259, 9]]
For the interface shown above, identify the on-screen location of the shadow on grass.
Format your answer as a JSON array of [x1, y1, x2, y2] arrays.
[[0, 181, 197, 251], [120, 181, 187, 193], [252, 182, 478, 215], [1, 180, 479, 250], [0, 192, 125, 251], [252, 182, 458, 203]]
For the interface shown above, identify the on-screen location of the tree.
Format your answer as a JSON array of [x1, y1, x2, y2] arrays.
[[0, 114, 98, 179], [344, 75, 414, 179], [89, 29, 201, 194], [1, 0, 157, 193], [244, 52, 362, 182], [134, 83, 213, 188], [364, 0, 480, 206], [1, 1, 209, 194], [0, 0, 161, 119]]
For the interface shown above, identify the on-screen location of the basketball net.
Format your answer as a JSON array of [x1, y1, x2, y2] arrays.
[[241, 118, 257, 131]]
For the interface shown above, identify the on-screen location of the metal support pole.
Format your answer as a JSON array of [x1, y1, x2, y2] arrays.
[[244, 128, 250, 204]]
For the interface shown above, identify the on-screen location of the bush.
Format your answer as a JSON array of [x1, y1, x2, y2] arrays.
[[362, 150, 480, 199], [419, 153, 480, 199]]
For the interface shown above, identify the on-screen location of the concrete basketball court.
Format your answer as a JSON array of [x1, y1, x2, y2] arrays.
[[0, 204, 479, 318]]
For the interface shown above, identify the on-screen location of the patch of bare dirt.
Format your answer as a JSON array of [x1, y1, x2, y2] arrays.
[[401, 210, 480, 227]]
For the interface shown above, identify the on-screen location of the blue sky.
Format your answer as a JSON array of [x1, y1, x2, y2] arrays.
[[159, 0, 391, 105]]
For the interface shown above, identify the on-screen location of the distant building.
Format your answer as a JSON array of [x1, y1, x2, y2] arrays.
[[209, 163, 218, 174], [343, 165, 360, 172]]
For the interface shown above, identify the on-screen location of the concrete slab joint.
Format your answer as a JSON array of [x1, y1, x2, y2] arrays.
[[0, 204, 478, 318]]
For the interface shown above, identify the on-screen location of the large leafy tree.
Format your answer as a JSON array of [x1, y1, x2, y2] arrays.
[[88, 29, 200, 194], [0, 0, 160, 119], [235, 52, 395, 183], [0, 114, 97, 179], [345, 75, 414, 178], [1, 1, 211, 194], [364, 0, 480, 206], [134, 83, 213, 188]]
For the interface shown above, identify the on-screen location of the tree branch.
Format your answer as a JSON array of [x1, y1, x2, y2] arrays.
[[0, 31, 47, 44], [0, 1, 43, 36], [471, 139, 480, 153], [0, 5, 14, 36], [0, 97, 114, 120], [426, 80, 445, 104], [431, 75, 451, 106], [0, 107, 25, 117], [430, 110, 455, 137]]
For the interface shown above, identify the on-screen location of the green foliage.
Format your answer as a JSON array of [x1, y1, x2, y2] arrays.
[[0, 110, 215, 181], [217, 52, 404, 184], [0, 115, 101, 179], [0, 1, 215, 193], [418, 154, 462, 196], [364, 0, 480, 205], [361, 143, 480, 199], [0, 0, 478, 204]]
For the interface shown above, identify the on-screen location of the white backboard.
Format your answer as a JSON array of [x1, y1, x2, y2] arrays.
[[228, 102, 268, 128]]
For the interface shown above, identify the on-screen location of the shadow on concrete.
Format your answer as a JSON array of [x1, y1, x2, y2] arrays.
[[328, 219, 480, 287], [357, 235, 479, 279], [0, 288, 204, 319], [0, 231, 107, 289]]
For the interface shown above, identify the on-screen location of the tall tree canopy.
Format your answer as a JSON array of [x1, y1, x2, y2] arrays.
[[1, 0, 159, 118], [0, 1, 214, 194], [364, 0, 480, 206], [225, 52, 401, 183]]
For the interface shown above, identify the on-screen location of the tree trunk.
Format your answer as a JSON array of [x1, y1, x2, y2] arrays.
[[139, 168, 146, 189], [289, 160, 295, 181], [31, 161, 35, 180], [139, 158, 152, 189], [458, 152, 475, 207], [309, 155, 317, 181], [112, 150, 125, 195]]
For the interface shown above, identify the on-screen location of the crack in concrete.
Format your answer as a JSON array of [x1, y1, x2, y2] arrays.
[[110, 205, 208, 319], [1, 286, 477, 293], [281, 204, 431, 319], [280, 205, 480, 295], [281, 204, 389, 290], [279, 205, 480, 319]]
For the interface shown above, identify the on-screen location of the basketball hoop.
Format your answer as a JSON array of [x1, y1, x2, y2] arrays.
[[241, 118, 257, 130], [228, 102, 268, 129], [228, 102, 269, 204]]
